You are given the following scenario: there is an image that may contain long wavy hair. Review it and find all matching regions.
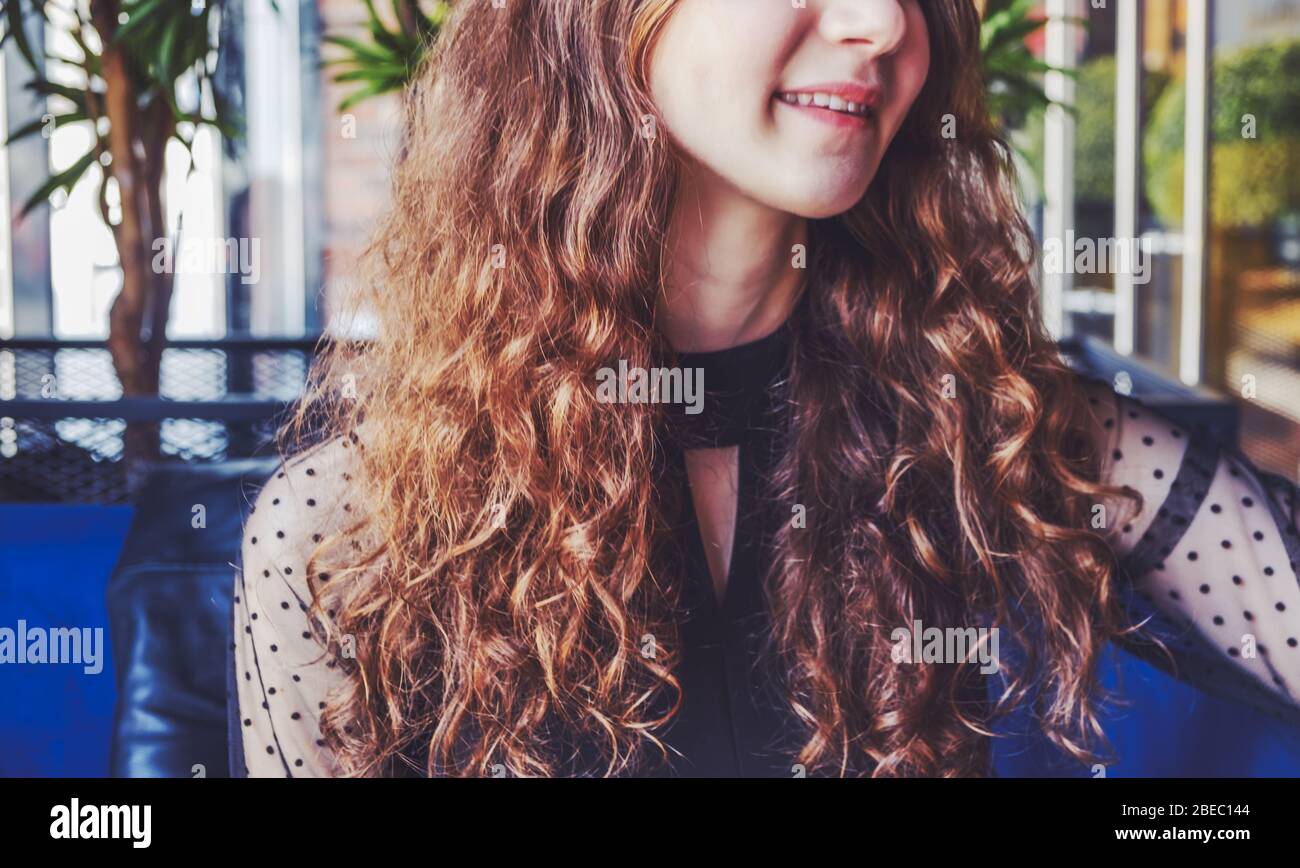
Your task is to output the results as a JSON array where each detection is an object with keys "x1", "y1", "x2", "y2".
[{"x1": 279, "y1": 0, "x2": 1144, "y2": 777}]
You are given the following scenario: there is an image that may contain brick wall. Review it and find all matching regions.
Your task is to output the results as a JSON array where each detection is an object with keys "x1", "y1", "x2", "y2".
[{"x1": 316, "y1": 0, "x2": 404, "y2": 328}]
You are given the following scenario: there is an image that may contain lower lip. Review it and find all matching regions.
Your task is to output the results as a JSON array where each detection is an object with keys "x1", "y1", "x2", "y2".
[{"x1": 775, "y1": 96, "x2": 871, "y2": 130}]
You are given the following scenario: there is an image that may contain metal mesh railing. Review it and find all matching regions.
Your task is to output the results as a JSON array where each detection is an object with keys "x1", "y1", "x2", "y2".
[
  {"x1": 0, "y1": 337, "x2": 327, "y2": 505},
  {"x1": 4, "y1": 334, "x2": 1276, "y2": 505}
]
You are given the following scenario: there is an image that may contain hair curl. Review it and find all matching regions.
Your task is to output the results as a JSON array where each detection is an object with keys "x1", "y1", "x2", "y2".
[{"x1": 279, "y1": 0, "x2": 1143, "y2": 777}]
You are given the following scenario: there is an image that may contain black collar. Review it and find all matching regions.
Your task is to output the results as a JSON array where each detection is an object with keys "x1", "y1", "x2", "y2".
[{"x1": 661, "y1": 318, "x2": 794, "y2": 449}]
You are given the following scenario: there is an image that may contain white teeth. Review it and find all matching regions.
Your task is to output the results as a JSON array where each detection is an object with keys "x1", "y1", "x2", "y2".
[{"x1": 778, "y1": 91, "x2": 870, "y2": 117}]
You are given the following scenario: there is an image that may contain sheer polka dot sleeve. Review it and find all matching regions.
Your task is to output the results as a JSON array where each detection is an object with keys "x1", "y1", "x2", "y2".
[
  {"x1": 1081, "y1": 378, "x2": 1300, "y2": 726},
  {"x1": 233, "y1": 435, "x2": 363, "y2": 777}
]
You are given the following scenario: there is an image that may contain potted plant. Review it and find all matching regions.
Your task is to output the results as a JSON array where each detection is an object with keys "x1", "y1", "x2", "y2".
[{"x1": 1, "y1": 0, "x2": 246, "y2": 479}]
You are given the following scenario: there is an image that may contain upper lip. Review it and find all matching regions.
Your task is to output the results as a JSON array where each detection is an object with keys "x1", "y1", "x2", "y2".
[{"x1": 777, "y1": 82, "x2": 882, "y2": 110}]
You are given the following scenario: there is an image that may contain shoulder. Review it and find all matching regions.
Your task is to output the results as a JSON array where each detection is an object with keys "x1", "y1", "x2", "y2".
[
  {"x1": 242, "y1": 433, "x2": 365, "y2": 579},
  {"x1": 1070, "y1": 374, "x2": 1195, "y2": 468},
  {"x1": 234, "y1": 431, "x2": 367, "y2": 776},
  {"x1": 239, "y1": 429, "x2": 374, "y2": 643},
  {"x1": 1069, "y1": 374, "x2": 1199, "y2": 555}
]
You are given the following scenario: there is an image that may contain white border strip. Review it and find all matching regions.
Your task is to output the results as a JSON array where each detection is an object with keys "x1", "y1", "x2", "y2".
[{"x1": 1180, "y1": 0, "x2": 1213, "y2": 385}]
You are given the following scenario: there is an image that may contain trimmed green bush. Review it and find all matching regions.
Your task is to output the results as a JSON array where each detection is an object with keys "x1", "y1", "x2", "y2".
[
  {"x1": 1020, "y1": 56, "x2": 1169, "y2": 204},
  {"x1": 1144, "y1": 39, "x2": 1300, "y2": 229}
]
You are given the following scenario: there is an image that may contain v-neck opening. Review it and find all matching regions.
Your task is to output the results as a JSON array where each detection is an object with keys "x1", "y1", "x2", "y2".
[{"x1": 681, "y1": 440, "x2": 749, "y2": 617}]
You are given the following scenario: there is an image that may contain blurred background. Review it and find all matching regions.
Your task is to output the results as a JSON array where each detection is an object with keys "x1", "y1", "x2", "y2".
[{"x1": 1, "y1": 0, "x2": 1299, "y2": 777}]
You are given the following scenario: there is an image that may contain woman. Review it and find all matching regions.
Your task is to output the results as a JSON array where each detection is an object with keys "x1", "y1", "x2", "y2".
[{"x1": 232, "y1": 0, "x2": 1300, "y2": 777}]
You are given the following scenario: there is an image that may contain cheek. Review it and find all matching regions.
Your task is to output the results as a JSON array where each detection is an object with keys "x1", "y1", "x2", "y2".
[
  {"x1": 649, "y1": 4, "x2": 787, "y2": 148},
  {"x1": 892, "y1": 19, "x2": 932, "y2": 125}
]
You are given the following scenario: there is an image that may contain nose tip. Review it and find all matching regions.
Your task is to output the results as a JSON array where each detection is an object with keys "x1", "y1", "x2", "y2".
[{"x1": 820, "y1": 0, "x2": 908, "y2": 58}]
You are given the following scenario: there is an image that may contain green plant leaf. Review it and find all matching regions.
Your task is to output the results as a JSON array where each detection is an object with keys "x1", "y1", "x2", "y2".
[
  {"x1": 323, "y1": 34, "x2": 398, "y2": 66},
  {"x1": 20, "y1": 148, "x2": 97, "y2": 217},
  {"x1": 113, "y1": 0, "x2": 169, "y2": 45},
  {"x1": 325, "y1": 0, "x2": 448, "y2": 111},
  {"x1": 338, "y1": 79, "x2": 394, "y2": 112},
  {"x1": 25, "y1": 78, "x2": 91, "y2": 112},
  {"x1": 2, "y1": 0, "x2": 46, "y2": 72},
  {"x1": 4, "y1": 109, "x2": 88, "y2": 146}
]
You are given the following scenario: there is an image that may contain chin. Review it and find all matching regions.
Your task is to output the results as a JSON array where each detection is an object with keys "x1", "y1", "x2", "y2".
[{"x1": 769, "y1": 180, "x2": 874, "y2": 220}]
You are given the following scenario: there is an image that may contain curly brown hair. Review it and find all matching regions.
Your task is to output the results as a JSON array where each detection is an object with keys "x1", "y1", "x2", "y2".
[{"x1": 279, "y1": 0, "x2": 1142, "y2": 777}]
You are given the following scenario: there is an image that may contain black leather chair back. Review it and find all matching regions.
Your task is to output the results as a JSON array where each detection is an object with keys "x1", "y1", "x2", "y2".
[{"x1": 107, "y1": 457, "x2": 278, "y2": 777}]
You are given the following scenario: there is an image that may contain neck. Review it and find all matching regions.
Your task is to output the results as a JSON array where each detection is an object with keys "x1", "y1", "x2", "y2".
[{"x1": 658, "y1": 168, "x2": 807, "y2": 353}]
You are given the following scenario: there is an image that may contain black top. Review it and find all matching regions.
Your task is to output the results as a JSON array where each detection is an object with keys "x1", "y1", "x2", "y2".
[
  {"x1": 233, "y1": 308, "x2": 1300, "y2": 778},
  {"x1": 652, "y1": 318, "x2": 802, "y2": 776}
]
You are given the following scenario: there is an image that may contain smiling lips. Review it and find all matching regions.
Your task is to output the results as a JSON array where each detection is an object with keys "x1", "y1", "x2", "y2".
[{"x1": 775, "y1": 83, "x2": 880, "y2": 129}]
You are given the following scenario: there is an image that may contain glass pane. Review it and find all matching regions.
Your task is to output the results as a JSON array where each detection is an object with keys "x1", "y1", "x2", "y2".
[
  {"x1": 1062, "y1": 3, "x2": 1118, "y2": 342},
  {"x1": 43, "y1": 2, "x2": 225, "y2": 341},
  {"x1": 1135, "y1": 0, "x2": 1189, "y2": 377},
  {"x1": 1207, "y1": 0, "x2": 1300, "y2": 477}
]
